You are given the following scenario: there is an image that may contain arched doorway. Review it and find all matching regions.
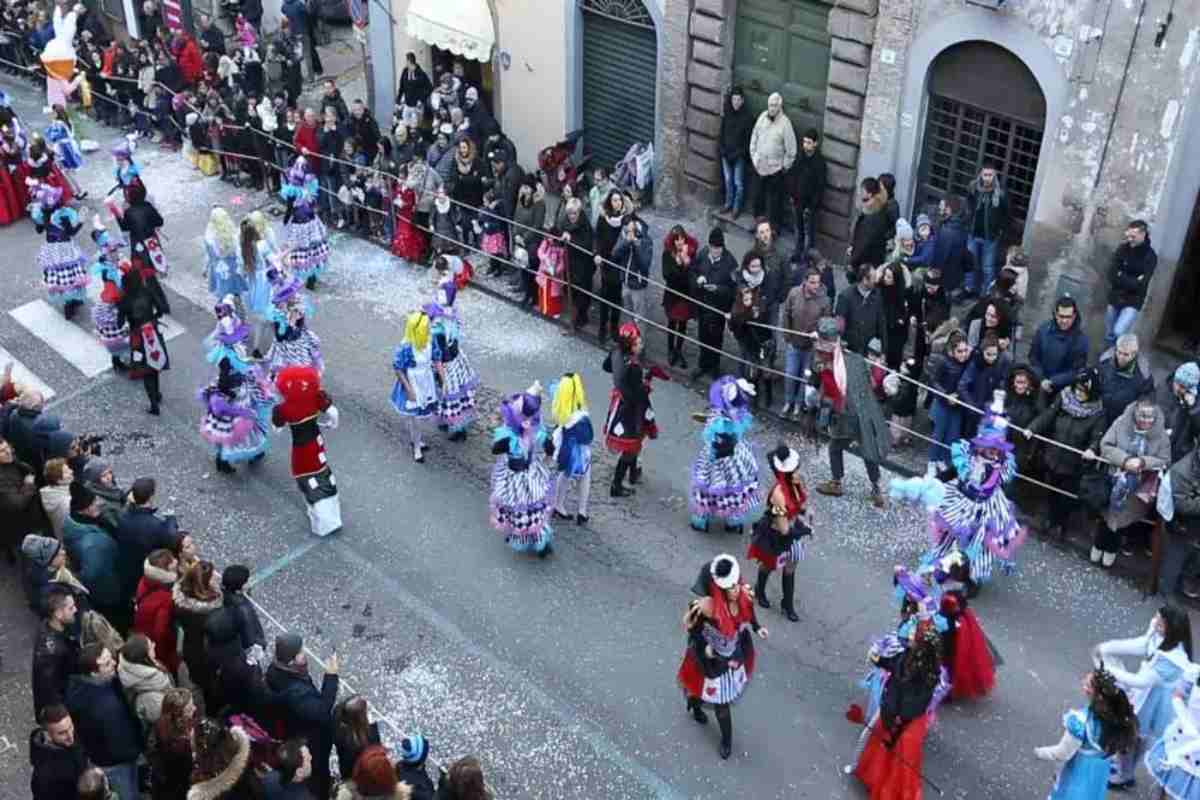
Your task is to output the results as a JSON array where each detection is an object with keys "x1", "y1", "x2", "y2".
[
  {"x1": 915, "y1": 41, "x2": 1046, "y2": 242},
  {"x1": 579, "y1": 0, "x2": 657, "y2": 171}
]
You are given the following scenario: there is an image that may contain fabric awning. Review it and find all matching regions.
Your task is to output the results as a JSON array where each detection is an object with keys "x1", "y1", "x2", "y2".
[{"x1": 406, "y1": 0, "x2": 495, "y2": 62}]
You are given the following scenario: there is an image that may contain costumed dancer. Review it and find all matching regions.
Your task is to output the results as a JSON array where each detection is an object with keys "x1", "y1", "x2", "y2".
[
  {"x1": 117, "y1": 257, "x2": 171, "y2": 415},
  {"x1": 677, "y1": 554, "x2": 768, "y2": 760},
  {"x1": 933, "y1": 551, "x2": 996, "y2": 701},
  {"x1": 88, "y1": 216, "x2": 130, "y2": 371},
  {"x1": 849, "y1": 619, "x2": 950, "y2": 799},
  {"x1": 272, "y1": 365, "x2": 343, "y2": 537},
  {"x1": 549, "y1": 373, "x2": 593, "y2": 526},
  {"x1": 204, "y1": 207, "x2": 248, "y2": 303},
  {"x1": 200, "y1": 296, "x2": 275, "y2": 474},
  {"x1": 602, "y1": 322, "x2": 665, "y2": 498},
  {"x1": 111, "y1": 139, "x2": 146, "y2": 203},
  {"x1": 391, "y1": 173, "x2": 427, "y2": 263},
  {"x1": 280, "y1": 157, "x2": 329, "y2": 289},
  {"x1": 0, "y1": 118, "x2": 28, "y2": 224},
  {"x1": 890, "y1": 389, "x2": 1028, "y2": 591},
  {"x1": 108, "y1": 180, "x2": 168, "y2": 276},
  {"x1": 426, "y1": 277, "x2": 478, "y2": 441},
  {"x1": 39, "y1": 3, "x2": 85, "y2": 111},
  {"x1": 264, "y1": 268, "x2": 323, "y2": 379},
  {"x1": 44, "y1": 106, "x2": 85, "y2": 198},
  {"x1": 26, "y1": 132, "x2": 74, "y2": 206},
  {"x1": 689, "y1": 375, "x2": 762, "y2": 534},
  {"x1": 30, "y1": 182, "x2": 87, "y2": 319},
  {"x1": 489, "y1": 384, "x2": 556, "y2": 558},
  {"x1": 241, "y1": 213, "x2": 277, "y2": 358},
  {"x1": 747, "y1": 444, "x2": 811, "y2": 622},
  {"x1": 390, "y1": 311, "x2": 439, "y2": 463},
  {"x1": 1035, "y1": 666, "x2": 1138, "y2": 800},
  {"x1": 1093, "y1": 606, "x2": 1195, "y2": 789},
  {"x1": 1145, "y1": 668, "x2": 1200, "y2": 799}
]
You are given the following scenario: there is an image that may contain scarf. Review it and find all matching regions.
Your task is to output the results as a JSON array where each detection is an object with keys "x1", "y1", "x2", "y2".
[
  {"x1": 434, "y1": 197, "x2": 451, "y2": 214},
  {"x1": 741, "y1": 269, "x2": 764, "y2": 289},
  {"x1": 1060, "y1": 388, "x2": 1102, "y2": 419},
  {"x1": 455, "y1": 152, "x2": 473, "y2": 173}
]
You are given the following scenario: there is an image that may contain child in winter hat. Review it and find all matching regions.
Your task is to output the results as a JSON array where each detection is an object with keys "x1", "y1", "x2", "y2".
[{"x1": 907, "y1": 214, "x2": 937, "y2": 272}]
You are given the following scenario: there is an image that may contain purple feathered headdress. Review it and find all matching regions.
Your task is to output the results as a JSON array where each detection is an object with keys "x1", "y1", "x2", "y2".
[
  {"x1": 287, "y1": 156, "x2": 310, "y2": 185},
  {"x1": 970, "y1": 389, "x2": 1014, "y2": 454},
  {"x1": 707, "y1": 375, "x2": 755, "y2": 416},
  {"x1": 111, "y1": 139, "x2": 133, "y2": 160},
  {"x1": 212, "y1": 296, "x2": 251, "y2": 344},
  {"x1": 499, "y1": 382, "x2": 543, "y2": 431},
  {"x1": 270, "y1": 271, "x2": 303, "y2": 307},
  {"x1": 436, "y1": 278, "x2": 458, "y2": 309},
  {"x1": 34, "y1": 182, "x2": 63, "y2": 208}
]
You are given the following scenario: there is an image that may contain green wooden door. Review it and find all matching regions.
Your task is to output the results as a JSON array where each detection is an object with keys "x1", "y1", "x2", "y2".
[{"x1": 733, "y1": 0, "x2": 831, "y2": 134}]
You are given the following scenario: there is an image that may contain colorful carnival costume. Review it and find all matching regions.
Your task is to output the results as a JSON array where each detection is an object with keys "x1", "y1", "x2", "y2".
[
  {"x1": 549, "y1": 373, "x2": 593, "y2": 525},
  {"x1": 272, "y1": 365, "x2": 342, "y2": 537},
  {"x1": 200, "y1": 297, "x2": 275, "y2": 473},
  {"x1": 204, "y1": 208, "x2": 249, "y2": 301},
  {"x1": 489, "y1": 385, "x2": 555, "y2": 557},
  {"x1": 117, "y1": 261, "x2": 171, "y2": 415},
  {"x1": 88, "y1": 219, "x2": 130, "y2": 368},
  {"x1": 111, "y1": 139, "x2": 146, "y2": 203},
  {"x1": 390, "y1": 311, "x2": 439, "y2": 463},
  {"x1": 1095, "y1": 610, "x2": 1195, "y2": 788},
  {"x1": 264, "y1": 269, "x2": 323, "y2": 379},
  {"x1": 390, "y1": 184, "x2": 426, "y2": 262},
  {"x1": 25, "y1": 133, "x2": 74, "y2": 206},
  {"x1": 602, "y1": 323, "x2": 663, "y2": 498},
  {"x1": 933, "y1": 551, "x2": 996, "y2": 701},
  {"x1": 1037, "y1": 667, "x2": 1139, "y2": 800},
  {"x1": 44, "y1": 117, "x2": 83, "y2": 196},
  {"x1": 677, "y1": 554, "x2": 765, "y2": 760},
  {"x1": 426, "y1": 280, "x2": 478, "y2": 440},
  {"x1": 747, "y1": 444, "x2": 811, "y2": 622},
  {"x1": 690, "y1": 376, "x2": 762, "y2": 534},
  {"x1": 890, "y1": 390, "x2": 1027, "y2": 589},
  {"x1": 850, "y1": 620, "x2": 951, "y2": 800},
  {"x1": 30, "y1": 182, "x2": 87, "y2": 316},
  {"x1": 0, "y1": 120, "x2": 28, "y2": 224},
  {"x1": 1146, "y1": 676, "x2": 1200, "y2": 799},
  {"x1": 280, "y1": 158, "x2": 330, "y2": 287},
  {"x1": 109, "y1": 177, "x2": 168, "y2": 277}
]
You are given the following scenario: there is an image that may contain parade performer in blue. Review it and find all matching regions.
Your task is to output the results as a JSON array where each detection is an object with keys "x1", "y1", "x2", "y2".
[
  {"x1": 549, "y1": 373, "x2": 593, "y2": 526},
  {"x1": 30, "y1": 181, "x2": 87, "y2": 320},
  {"x1": 426, "y1": 277, "x2": 478, "y2": 442},
  {"x1": 1145, "y1": 669, "x2": 1200, "y2": 800},
  {"x1": 689, "y1": 376, "x2": 762, "y2": 534},
  {"x1": 264, "y1": 268, "x2": 323, "y2": 380},
  {"x1": 111, "y1": 138, "x2": 145, "y2": 202},
  {"x1": 390, "y1": 310, "x2": 440, "y2": 463},
  {"x1": 489, "y1": 383, "x2": 556, "y2": 558},
  {"x1": 44, "y1": 105, "x2": 84, "y2": 198},
  {"x1": 280, "y1": 156, "x2": 330, "y2": 290},
  {"x1": 890, "y1": 389, "x2": 1028, "y2": 592},
  {"x1": 88, "y1": 217, "x2": 130, "y2": 371},
  {"x1": 204, "y1": 207, "x2": 248, "y2": 302},
  {"x1": 1036, "y1": 665, "x2": 1138, "y2": 800},
  {"x1": 199, "y1": 296, "x2": 276, "y2": 474}
]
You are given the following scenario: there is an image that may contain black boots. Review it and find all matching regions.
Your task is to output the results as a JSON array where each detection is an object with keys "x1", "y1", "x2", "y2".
[
  {"x1": 629, "y1": 461, "x2": 642, "y2": 485},
  {"x1": 687, "y1": 697, "x2": 707, "y2": 725},
  {"x1": 610, "y1": 460, "x2": 635, "y2": 497},
  {"x1": 781, "y1": 572, "x2": 799, "y2": 622},
  {"x1": 144, "y1": 373, "x2": 161, "y2": 415},
  {"x1": 716, "y1": 705, "x2": 733, "y2": 760},
  {"x1": 755, "y1": 569, "x2": 771, "y2": 609},
  {"x1": 216, "y1": 457, "x2": 235, "y2": 474},
  {"x1": 111, "y1": 355, "x2": 128, "y2": 372}
]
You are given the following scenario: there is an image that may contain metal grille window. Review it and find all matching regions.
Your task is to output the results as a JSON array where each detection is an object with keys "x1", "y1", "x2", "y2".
[
  {"x1": 917, "y1": 95, "x2": 1044, "y2": 238},
  {"x1": 580, "y1": 0, "x2": 656, "y2": 172}
]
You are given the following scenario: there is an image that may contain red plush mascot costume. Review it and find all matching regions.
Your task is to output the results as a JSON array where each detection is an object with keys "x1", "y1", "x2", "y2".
[{"x1": 272, "y1": 365, "x2": 343, "y2": 536}]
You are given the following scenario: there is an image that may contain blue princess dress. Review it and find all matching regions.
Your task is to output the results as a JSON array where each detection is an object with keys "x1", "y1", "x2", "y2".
[
  {"x1": 45, "y1": 120, "x2": 83, "y2": 171},
  {"x1": 1099, "y1": 620, "x2": 1193, "y2": 785},
  {"x1": 1036, "y1": 709, "x2": 1111, "y2": 799},
  {"x1": 390, "y1": 342, "x2": 439, "y2": 419},
  {"x1": 204, "y1": 236, "x2": 248, "y2": 300},
  {"x1": 1147, "y1": 691, "x2": 1200, "y2": 800}
]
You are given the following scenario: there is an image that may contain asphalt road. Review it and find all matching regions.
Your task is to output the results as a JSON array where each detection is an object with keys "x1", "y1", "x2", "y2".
[{"x1": 0, "y1": 76, "x2": 1168, "y2": 799}]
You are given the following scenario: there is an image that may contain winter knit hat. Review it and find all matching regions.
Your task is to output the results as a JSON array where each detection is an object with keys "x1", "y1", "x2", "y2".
[
  {"x1": 21, "y1": 534, "x2": 61, "y2": 568},
  {"x1": 708, "y1": 227, "x2": 725, "y2": 248},
  {"x1": 1175, "y1": 362, "x2": 1200, "y2": 392},
  {"x1": 69, "y1": 482, "x2": 96, "y2": 513},
  {"x1": 867, "y1": 337, "x2": 883, "y2": 355},
  {"x1": 352, "y1": 745, "x2": 397, "y2": 795},
  {"x1": 915, "y1": 213, "x2": 932, "y2": 230},
  {"x1": 274, "y1": 633, "x2": 303, "y2": 665},
  {"x1": 399, "y1": 734, "x2": 429, "y2": 765},
  {"x1": 221, "y1": 564, "x2": 251, "y2": 592},
  {"x1": 895, "y1": 218, "x2": 914, "y2": 241}
]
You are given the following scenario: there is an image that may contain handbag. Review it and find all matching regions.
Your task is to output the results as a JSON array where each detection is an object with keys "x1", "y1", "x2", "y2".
[{"x1": 1077, "y1": 466, "x2": 1114, "y2": 513}]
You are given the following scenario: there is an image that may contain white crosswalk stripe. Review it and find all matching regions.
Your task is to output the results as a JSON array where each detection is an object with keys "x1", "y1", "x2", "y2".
[
  {"x1": 9, "y1": 299, "x2": 186, "y2": 378},
  {"x1": 0, "y1": 346, "x2": 56, "y2": 400}
]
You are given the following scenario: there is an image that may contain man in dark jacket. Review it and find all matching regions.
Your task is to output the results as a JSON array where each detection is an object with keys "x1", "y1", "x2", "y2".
[
  {"x1": 3, "y1": 393, "x2": 44, "y2": 464},
  {"x1": 196, "y1": 13, "x2": 225, "y2": 56},
  {"x1": 114, "y1": 477, "x2": 178, "y2": 608},
  {"x1": 1097, "y1": 333, "x2": 1155, "y2": 425},
  {"x1": 349, "y1": 99, "x2": 381, "y2": 160},
  {"x1": 789, "y1": 127, "x2": 826, "y2": 252},
  {"x1": 65, "y1": 644, "x2": 142, "y2": 800},
  {"x1": 396, "y1": 52, "x2": 432, "y2": 113},
  {"x1": 932, "y1": 194, "x2": 970, "y2": 296},
  {"x1": 63, "y1": 487, "x2": 124, "y2": 623},
  {"x1": 717, "y1": 86, "x2": 754, "y2": 218},
  {"x1": 1169, "y1": 440, "x2": 1200, "y2": 599},
  {"x1": 319, "y1": 80, "x2": 350, "y2": 125},
  {"x1": 462, "y1": 86, "x2": 497, "y2": 145},
  {"x1": 1029, "y1": 296, "x2": 1089, "y2": 399},
  {"x1": 835, "y1": 264, "x2": 887, "y2": 355},
  {"x1": 0, "y1": 436, "x2": 42, "y2": 563},
  {"x1": 31, "y1": 589, "x2": 79, "y2": 715},
  {"x1": 21, "y1": 534, "x2": 70, "y2": 616},
  {"x1": 29, "y1": 704, "x2": 88, "y2": 800},
  {"x1": 690, "y1": 227, "x2": 738, "y2": 380},
  {"x1": 221, "y1": 565, "x2": 267, "y2": 652},
  {"x1": 848, "y1": 177, "x2": 890, "y2": 270},
  {"x1": 396, "y1": 734, "x2": 436, "y2": 800},
  {"x1": 1104, "y1": 219, "x2": 1157, "y2": 349},
  {"x1": 1161, "y1": 362, "x2": 1200, "y2": 465},
  {"x1": 964, "y1": 162, "x2": 1009, "y2": 297},
  {"x1": 611, "y1": 216, "x2": 653, "y2": 330},
  {"x1": 267, "y1": 633, "x2": 339, "y2": 799}
]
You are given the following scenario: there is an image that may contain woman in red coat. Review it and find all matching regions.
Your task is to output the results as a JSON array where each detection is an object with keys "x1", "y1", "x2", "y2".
[
  {"x1": 0, "y1": 118, "x2": 27, "y2": 225},
  {"x1": 132, "y1": 549, "x2": 180, "y2": 677},
  {"x1": 175, "y1": 33, "x2": 204, "y2": 85},
  {"x1": 391, "y1": 177, "x2": 427, "y2": 262},
  {"x1": 661, "y1": 225, "x2": 697, "y2": 368}
]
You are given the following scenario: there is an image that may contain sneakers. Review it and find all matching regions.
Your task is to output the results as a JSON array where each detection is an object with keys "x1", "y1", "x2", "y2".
[
  {"x1": 412, "y1": 443, "x2": 424, "y2": 463},
  {"x1": 815, "y1": 479, "x2": 843, "y2": 497},
  {"x1": 780, "y1": 402, "x2": 794, "y2": 417}
]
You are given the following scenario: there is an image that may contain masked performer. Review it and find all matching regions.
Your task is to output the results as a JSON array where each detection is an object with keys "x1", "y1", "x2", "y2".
[
  {"x1": 690, "y1": 375, "x2": 762, "y2": 534},
  {"x1": 264, "y1": 268, "x2": 323, "y2": 379},
  {"x1": 88, "y1": 218, "x2": 130, "y2": 371},
  {"x1": 117, "y1": 258, "x2": 171, "y2": 415},
  {"x1": 272, "y1": 365, "x2": 342, "y2": 537}
]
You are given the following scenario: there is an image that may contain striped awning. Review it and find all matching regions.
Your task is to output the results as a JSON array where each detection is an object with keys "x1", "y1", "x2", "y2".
[
  {"x1": 161, "y1": 0, "x2": 184, "y2": 31},
  {"x1": 406, "y1": 0, "x2": 494, "y2": 62}
]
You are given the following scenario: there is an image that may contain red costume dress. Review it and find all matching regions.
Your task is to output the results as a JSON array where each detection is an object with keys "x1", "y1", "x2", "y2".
[
  {"x1": 747, "y1": 473, "x2": 810, "y2": 573},
  {"x1": 26, "y1": 149, "x2": 74, "y2": 206},
  {"x1": 676, "y1": 578, "x2": 760, "y2": 706},
  {"x1": 0, "y1": 132, "x2": 27, "y2": 224},
  {"x1": 939, "y1": 586, "x2": 995, "y2": 701},
  {"x1": 391, "y1": 186, "x2": 427, "y2": 262},
  {"x1": 272, "y1": 366, "x2": 343, "y2": 537},
  {"x1": 602, "y1": 350, "x2": 659, "y2": 456}
]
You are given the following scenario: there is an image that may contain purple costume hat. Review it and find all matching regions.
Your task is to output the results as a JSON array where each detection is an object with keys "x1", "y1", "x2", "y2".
[
  {"x1": 970, "y1": 390, "x2": 1014, "y2": 454},
  {"x1": 90, "y1": 221, "x2": 125, "y2": 252},
  {"x1": 499, "y1": 381, "x2": 543, "y2": 431},
  {"x1": 212, "y1": 295, "x2": 252, "y2": 344},
  {"x1": 436, "y1": 278, "x2": 457, "y2": 308},
  {"x1": 34, "y1": 182, "x2": 63, "y2": 208},
  {"x1": 708, "y1": 375, "x2": 755, "y2": 416},
  {"x1": 269, "y1": 269, "x2": 303, "y2": 307},
  {"x1": 287, "y1": 156, "x2": 310, "y2": 185},
  {"x1": 111, "y1": 138, "x2": 134, "y2": 160}
]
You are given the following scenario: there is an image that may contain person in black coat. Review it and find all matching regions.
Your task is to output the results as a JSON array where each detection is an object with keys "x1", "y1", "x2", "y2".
[
  {"x1": 690, "y1": 227, "x2": 738, "y2": 379},
  {"x1": 266, "y1": 633, "x2": 339, "y2": 799},
  {"x1": 29, "y1": 705, "x2": 88, "y2": 800},
  {"x1": 789, "y1": 127, "x2": 826, "y2": 252},
  {"x1": 203, "y1": 607, "x2": 275, "y2": 719},
  {"x1": 1104, "y1": 220, "x2": 1158, "y2": 349},
  {"x1": 848, "y1": 178, "x2": 890, "y2": 270},
  {"x1": 349, "y1": 100, "x2": 382, "y2": 162},
  {"x1": 717, "y1": 86, "x2": 753, "y2": 217},
  {"x1": 113, "y1": 181, "x2": 164, "y2": 266},
  {"x1": 396, "y1": 52, "x2": 433, "y2": 117},
  {"x1": 592, "y1": 190, "x2": 629, "y2": 345},
  {"x1": 332, "y1": 695, "x2": 380, "y2": 781},
  {"x1": 31, "y1": 589, "x2": 81, "y2": 716},
  {"x1": 65, "y1": 644, "x2": 143, "y2": 800},
  {"x1": 114, "y1": 478, "x2": 178, "y2": 607},
  {"x1": 932, "y1": 195, "x2": 970, "y2": 296},
  {"x1": 395, "y1": 734, "x2": 436, "y2": 800},
  {"x1": 116, "y1": 261, "x2": 171, "y2": 415},
  {"x1": 560, "y1": 198, "x2": 595, "y2": 331},
  {"x1": 834, "y1": 265, "x2": 887, "y2": 356}
]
